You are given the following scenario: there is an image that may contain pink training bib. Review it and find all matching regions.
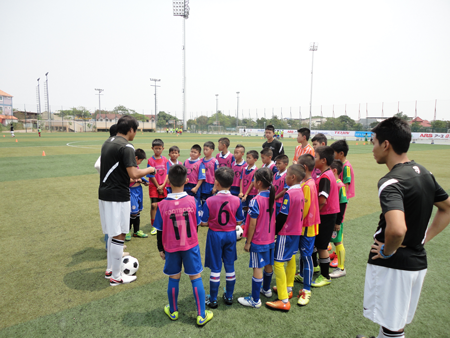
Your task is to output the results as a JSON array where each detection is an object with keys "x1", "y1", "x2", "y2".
[
  {"x1": 317, "y1": 170, "x2": 340, "y2": 215},
  {"x1": 340, "y1": 160, "x2": 355, "y2": 199},
  {"x1": 243, "y1": 194, "x2": 276, "y2": 245},
  {"x1": 184, "y1": 159, "x2": 201, "y2": 185},
  {"x1": 302, "y1": 178, "x2": 321, "y2": 228},
  {"x1": 273, "y1": 171, "x2": 287, "y2": 204},
  {"x1": 206, "y1": 193, "x2": 241, "y2": 232},
  {"x1": 278, "y1": 187, "x2": 304, "y2": 236},
  {"x1": 202, "y1": 158, "x2": 217, "y2": 185},
  {"x1": 231, "y1": 161, "x2": 246, "y2": 188},
  {"x1": 242, "y1": 166, "x2": 258, "y2": 196},
  {"x1": 216, "y1": 152, "x2": 234, "y2": 168}
]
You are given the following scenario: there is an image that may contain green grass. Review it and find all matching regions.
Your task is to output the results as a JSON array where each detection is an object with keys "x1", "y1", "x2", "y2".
[{"x1": 1, "y1": 132, "x2": 450, "y2": 337}]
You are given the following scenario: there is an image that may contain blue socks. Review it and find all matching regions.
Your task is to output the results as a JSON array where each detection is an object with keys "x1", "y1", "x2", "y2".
[
  {"x1": 191, "y1": 277, "x2": 206, "y2": 318},
  {"x1": 252, "y1": 277, "x2": 263, "y2": 302},
  {"x1": 224, "y1": 264, "x2": 236, "y2": 299},
  {"x1": 167, "y1": 278, "x2": 180, "y2": 313},
  {"x1": 263, "y1": 270, "x2": 273, "y2": 292}
]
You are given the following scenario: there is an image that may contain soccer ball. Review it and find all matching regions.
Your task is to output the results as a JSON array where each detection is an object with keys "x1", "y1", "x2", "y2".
[
  {"x1": 236, "y1": 226, "x2": 244, "y2": 241},
  {"x1": 122, "y1": 256, "x2": 139, "y2": 276}
]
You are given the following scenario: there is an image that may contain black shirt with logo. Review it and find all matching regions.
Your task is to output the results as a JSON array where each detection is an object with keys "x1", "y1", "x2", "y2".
[
  {"x1": 368, "y1": 161, "x2": 448, "y2": 271},
  {"x1": 98, "y1": 136, "x2": 137, "y2": 202},
  {"x1": 262, "y1": 138, "x2": 284, "y2": 160}
]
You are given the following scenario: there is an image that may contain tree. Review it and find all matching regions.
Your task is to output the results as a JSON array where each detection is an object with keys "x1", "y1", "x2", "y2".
[
  {"x1": 59, "y1": 107, "x2": 91, "y2": 119},
  {"x1": 370, "y1": 121, "x2": 379, "y2": 129},
  {"x1": 431, "y1": 120, "x2": 447, "y2": 131},
  {"x1": 410, "y1": 122, "x2": 424, "y2": 132},
  {"x1": 394, "y1": 112, "x2": 409, "y2": 121}
]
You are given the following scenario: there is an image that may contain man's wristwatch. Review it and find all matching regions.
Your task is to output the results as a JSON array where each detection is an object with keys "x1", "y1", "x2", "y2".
[{"x1": 380, "y1": 244, "x2": 395, "y2": 259}]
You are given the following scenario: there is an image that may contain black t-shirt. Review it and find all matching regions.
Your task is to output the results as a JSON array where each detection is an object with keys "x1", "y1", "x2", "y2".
[
  {"x1": 262, "y1": 138, "x2": 284, "y2": 160},
  {"x1": 368, "y1": 161, "x2": 448, "y2": 271},
  {"x1": 98, "y1": 135, "x2": 137, "y2": 202},
  {"x1": 10, "y1": 125, "x2": 14, "y2": 131}
]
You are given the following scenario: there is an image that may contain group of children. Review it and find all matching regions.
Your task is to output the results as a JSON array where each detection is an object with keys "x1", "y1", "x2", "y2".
[{"x1": 120, "y1": 128, "x2": 354, "y2": 326}]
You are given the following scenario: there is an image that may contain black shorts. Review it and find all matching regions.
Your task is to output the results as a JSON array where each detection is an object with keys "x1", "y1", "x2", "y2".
[
  {"x1": 151, "y1": 197, "x2": 164, "y2": 204},
  {"x1": 315, "y1": 213, "x2": 337, "y2": 250}
]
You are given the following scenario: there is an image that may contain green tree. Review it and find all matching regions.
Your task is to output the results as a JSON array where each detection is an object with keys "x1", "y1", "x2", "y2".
[
  {"x1": 431, "y1": 120, "x2": 447, "y2": 131},
  {"x1": 394, "y1": 112, "x2": 409, "y2": 121},
  {"x1": 410, "y1": 122, "x2": 424, "y2": 132},
  {"x1": 370, "y1": 121, "x2": 379, "y2": 129}
]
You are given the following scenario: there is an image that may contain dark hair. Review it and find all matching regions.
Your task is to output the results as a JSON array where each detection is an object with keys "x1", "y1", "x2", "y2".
[
  {"x1": 260, "y1": 147, "x2": 273, "y2": 158},
  {"x1": 204, "y1": 141, "x2": 215, "y2": 150},
  {"x1": 330, "y1": 140, "x2": 349, "y2": 156},
  {"x1": 297, "y1": 128, "x2": 311, "y2": 141},
  {"x1": 168, "y1": 164, "x2": 187, "y2": 187},
  {"x1": 235, "y1": 144, "x2": 245, "y2": 153},
  {"x1": 265, "y1": 124, "x2": 275, "y2": 133},
  {"x1": 109, "y1": 124, "x2": 118, "y2": 137},
  {"x1": 247, "y1": 150, "x2": 259, "y2": 160},
  {"x1": 152, "y1": 138, "x2": 164, "y2": 147},
  {"x1": 330, "y1": 159, "x2": 343, "y2": 175},
  {"x1": 372, "y1": 117, "x2": 411, "y2": 155},
  {"x1": 315, "y1": 146, "x2": 335, "y2": 166},
  {"x1": 254, "y1": 168, "x2": 275, "y2": 228},
  {"x1": 135, "y1": 148, "x2": 146, "y2": 160},
  {"x1": 215, "y1": 167, "x2": 234, "y2": 188},
  {"x1": 218, "y1": 137, "x2": 230, "y2": 148},
  {"x1": 274, "y1": 154, "x2": 289, "y2": 165},
  {"x1": 169, "y1": 145, "x2": 180, "y2": 154},
  {"x1": 191, "y1": 144, "x2": 202, "y2": 154},
  {"x1": 311, "y1": 133, "x2": 327, "y2": 146},
  {"x1": 288, "y1": 164, "x2": 306, "y2": 182},
  {"x1": 117, "y1": 115, "x2": 139, "y2": 135},
  {"x1": 298, "y1": 154, "x2": 315, "y2": 172}
]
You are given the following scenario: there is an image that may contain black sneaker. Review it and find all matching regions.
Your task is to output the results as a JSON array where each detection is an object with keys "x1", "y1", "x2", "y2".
[
  {"x1": 205, "y1": 295, "x2": 218, "y2": 309},
  {"x1": 223, "y1": 293, "x2": 233, "y2": 305}
]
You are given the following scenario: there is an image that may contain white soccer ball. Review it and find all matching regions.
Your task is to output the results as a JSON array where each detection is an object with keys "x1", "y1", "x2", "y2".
[
  {"x1": 122, "y1": 255, "x2": 139, "y2": 276},
  {"x1": 236, "y1": 225, "x2": 244, "y2": 241}
]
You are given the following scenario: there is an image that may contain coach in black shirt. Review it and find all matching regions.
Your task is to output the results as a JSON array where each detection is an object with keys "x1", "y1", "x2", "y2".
[
  {"x1": 359, "y1": 117, "x2": 450, "y2": 338},
  {"x1": 262, "y1": 124, "x2": 284, "y2": 159}
]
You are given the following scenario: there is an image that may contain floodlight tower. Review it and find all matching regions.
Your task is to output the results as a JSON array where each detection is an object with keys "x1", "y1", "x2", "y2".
[
  {"x1": 309, "y1": 42, "x2": 318, "y2": 130},
  {"x1": 173, "y1": 0, "x2": 189, "y2": 130},
  {"x1": 150, "y1": 78, "x2": 161, "y2": 118},
  {"x1": 36, "y1": 78, "x2": 42, "y2": 116},
  {"x1": 95, "y1": 89, "x2": 104, "y2": 130},
  {"x1": 236, "y1": 92, "x2": 240, "y2": 128},
  {"x1": 44, "y1": 72, "x2": 51, "y2": 132}
]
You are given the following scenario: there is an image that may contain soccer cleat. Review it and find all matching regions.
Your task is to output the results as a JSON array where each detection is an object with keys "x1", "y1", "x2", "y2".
[
  {"x1": 223, "y1": 293, "x2": 233, "y2": 305},
  {"x1": 294, "y1": 273, "x2": 304, "y2": 283},
  {"x1": 330, "y1": 256, "x2": 338, "y2": 268},
  {"x1": 327, "y1": 243, "x2": 332, "y2": 251},
  {"x1": 164, "y1": 305, "x2": 178, "y2": 321},
  {"x1": 330, "y1": 268, "x2": 347, "y2": 278},
  {"x1": 311, "y1": 275, "x2": 331, "y2": 288},
  {"x1": 109, "y1": 274, "x2": 137, "y2": 286},
  {"x1": 265, "y1": 299, "x2": 291, "y2": 311},
  {"x1": 297, "y1": 289, "x2": 311, "y2": 306},
  {"x1": 197, "y1": 310, "x2": 213, "y2": 326},
  {"x1": 260, "y1": 287, "x2": 272, "y2": 298},
  {"x1": 205, "y1": 295, "x2": 218, "y2": 309},
  {"x1": 125, "y1": 232, "x2": 132, "y2": 241},
  {"x1": 150, "y1": 227, "x2": 157, "y2": 236},
  {"x1": 105, "y1": 270, "x2": 112, "y2": 279},
  {"x1": 313, "y1": 266, "x2": 320, "y2": 273},
  {"x1": 238, "y1": 296, "x2": 261, "y2": 308},
  {"x1": 272, "y1": 286, "x2": 293, "y2": 299},
  {"x1": 133, "y1": 230, "x2": 148, "y2": 238},
  {"x1": 329, "y1": 251, "x2": 337, "y2": 260}
]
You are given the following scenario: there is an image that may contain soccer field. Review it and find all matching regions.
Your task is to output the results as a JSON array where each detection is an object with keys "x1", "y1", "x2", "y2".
[{"x1": 1, "y1": 132, "x2": 450, "y2": 338}]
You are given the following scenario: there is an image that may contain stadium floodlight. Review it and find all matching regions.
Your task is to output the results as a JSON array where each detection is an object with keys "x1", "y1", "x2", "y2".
[
  {"x1": 309, "y1": 42, "x2": 318, "y2": 130},
  {"x1": 236, "y1": 92, "x2": 240, "y2": 128},
  {"x1": 150, "y1": 78, "x2": 161, "y2": 120},
  {"x1": 173, "y1": 0, "x2": 189, "y2": 130},
  {"x1": 95, "y1": 89, "x2": 104, "y2": 130},
  {"x1": 44, "y1": 72, "x2": 51, "y2": 132}
]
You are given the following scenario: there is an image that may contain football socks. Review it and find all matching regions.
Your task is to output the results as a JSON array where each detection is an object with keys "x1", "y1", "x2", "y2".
[
  {"x1": 252, "y1": 277, "x2": 263, "y2": 303},
  {"x1": 191, "y1": 277, "x2": 206, "y2": 319},
  {"x1": 106, "y1": 236, "x2": 113, "y2": 271},
  {"x1": 319, "y1": 257, "x2": 331, "y2": 279},
  {"x1": 224, "y1": 264, "x2": 236, "y2": 299},
  {"x1": 380, "y1": 327, "x2": 404, "y2": 338},
  {"x1": 263, "y1": 270, "x2": 273, "y2": 293},
  {"x1": 168, "y1": 278, "x2": 180, "y2": 314},
  {"x1": 110, "y1": 238, "x2": 124, "y2": 280},
  {"x1": 286, "y1": 256, "x2": 296, "y2": 289},
  {"x1": 274, "y1": 261, "x2": 288, "y2": 301},
  {"x1": 335, "y1": 243, "x2": 345, "y2": 270},
  {"x1": 209, "y1": 271, "x2": 221, "y2": 302},
  {"x1": 301, "y1": 255, "x2": 313, "y2": 291}
]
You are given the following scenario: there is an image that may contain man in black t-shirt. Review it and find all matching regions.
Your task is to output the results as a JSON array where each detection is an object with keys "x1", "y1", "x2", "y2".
[
  {"x1": 358, "y1": 117, "x2": 450, "y2": 338},
  {"x1": 99, "y1": 115, "x2": 156, "y2": 286},
  {"x1": 262, "y1": 124, "x2": 284, "y2": 159}
]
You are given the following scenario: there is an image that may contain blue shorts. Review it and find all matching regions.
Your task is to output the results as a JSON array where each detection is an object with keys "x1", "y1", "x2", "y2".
[
  {"x1": 230, "y1": 186, "x2": 240, "y2": 196},
  {"x1": 164, "y1": 245, "x2": 203, "y2": 276},
  {"x1": 130, "y1": 186, "x2": 143, "y2": 214},
  {"x1": 299, "y1": 235, "x2": 315, "y2": 257},
  {"x1": 205, "y1": 230, "x2": 237, "y2": 272},
  {"x1": 242, "y1": 195, "x2": 255, "y2": 208},
  {"x1": 166, "y1": 187, "x2": 172, "y2": 194},
  {"x1": 249, "y1": 245, "x2": 274, "y2": 268},
  {"x1": 201, "y1": 193, "x2": 213, "y2": 203},
  {"x1": 274, "y1": 235, "x2": 300, "y2": 262},
  {"x1": 276, "y1": 202, "x2": 282, "y2": 216}
]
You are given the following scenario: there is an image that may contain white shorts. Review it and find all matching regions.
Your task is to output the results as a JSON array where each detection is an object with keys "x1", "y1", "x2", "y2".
[
  {"x1": 98, "y1": 200, "x2": 130, "y2": 237},
  {"x1": 363, "y1": 264, "x2": 427, "y2": 331}
]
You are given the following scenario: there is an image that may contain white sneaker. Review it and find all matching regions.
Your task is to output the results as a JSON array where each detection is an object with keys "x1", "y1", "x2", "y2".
[
  {"x1": 237, "y1": 296, "x2": 261, "y2": 308},
  {"x1": 110, "y1": 274, "x2": 137, "y2": 286},
  {"x1": 329, "y1": 267, "x2": 346, "y2": 278},
  {"x1": 260, "y1": 287, "x2": 272, "y2": 298}
]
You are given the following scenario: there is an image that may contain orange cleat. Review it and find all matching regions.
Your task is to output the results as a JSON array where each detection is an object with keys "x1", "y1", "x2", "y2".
[
  {"x1": 272, "y1": 286, "x2": 293, "y2": 299},
  {"x1": 266, "y1": 299, "x2": 291, "y2": 311},
  {"x1": 330, "y1": 256, "x2": 338, "y2": 268},
  {"x1": 329, "y1": 251, "x2": 337, "y2": 260},
  {"x1": 327, "y1": 243, "x2": 332, "y2": 252}
]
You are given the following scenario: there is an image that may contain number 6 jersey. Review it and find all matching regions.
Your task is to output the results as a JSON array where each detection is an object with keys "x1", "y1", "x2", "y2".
[
  {"x1": 153, "y1": 192, "x2": 201, "y2": 253},
  {"x1": 201, "y1": 191, "x2": 244, "y2": 232}
]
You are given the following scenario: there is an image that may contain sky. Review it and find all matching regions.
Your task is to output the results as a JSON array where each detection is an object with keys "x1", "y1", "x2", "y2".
[{"x1": 1, "y1": 0, "x2": 450, "y2": 122}]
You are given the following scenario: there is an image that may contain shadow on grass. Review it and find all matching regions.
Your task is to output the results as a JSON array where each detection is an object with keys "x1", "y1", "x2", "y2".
[
  {"x1": 63, "y1": 267, "x2": 109, "y2": 291},
  {"x1": 67, "y1": 247, "x2": 106, "y2": 267}
]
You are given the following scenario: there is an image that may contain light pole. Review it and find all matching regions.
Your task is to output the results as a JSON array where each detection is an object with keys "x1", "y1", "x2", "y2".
[
  {"x1": 95, "y1": 89, "x2": 104, "y2": 131},
  {"x1": 309, "y1": 42, "x2": 318, "y2": 130},
  {"x1": 150, "y1": 78, "x2": 161, "y2": 121},
  {"x1": 173, "y1": 0, "x2": 189, "y2": 130},
  {"x1": 215, "y1": 94, "x2": 219, "y2": 131},
  {"x1": 236, "y1": 92, "x2": 240, "y2": 129},
  {"x1": 44, "y1": 72, "x2": 51, "y2": 132},
  {"x1": 36, "y1": 78, "x2": 41, "y2": 130}
]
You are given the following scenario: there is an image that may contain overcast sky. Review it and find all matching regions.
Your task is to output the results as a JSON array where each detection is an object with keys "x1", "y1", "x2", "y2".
[{"x1": 1, "y1": 0, "x2": 449, "y2": 121}]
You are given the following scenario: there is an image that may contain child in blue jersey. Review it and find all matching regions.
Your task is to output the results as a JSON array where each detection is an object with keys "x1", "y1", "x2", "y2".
[
  {"x1": 230, "y1": 144, "x2": 246, "y2": 197},
  {"x1": 164, "y1": 146, "x2": 181, "y2": 195},
  {"x1": 154, "y1": 164, "x2": 213, "y2": 326},
  {"x1": 260, "y1": 147, "x2": 278, "y2": 175},
  {"x1": 273, "y1": 155, "x2": 289, "y2": 215},
  {"x1": 183, "y1": 144, "x2": 206, "y2": 209},
  {"x1": 238, "y1": 168, "x2": 276, "y2": 309},
  {"x1": 201, "y1": 167, "x2": 244, "y2": 307},
  {"x1": 201, "y1": 141, "x2": 219, "y2": 204}
]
